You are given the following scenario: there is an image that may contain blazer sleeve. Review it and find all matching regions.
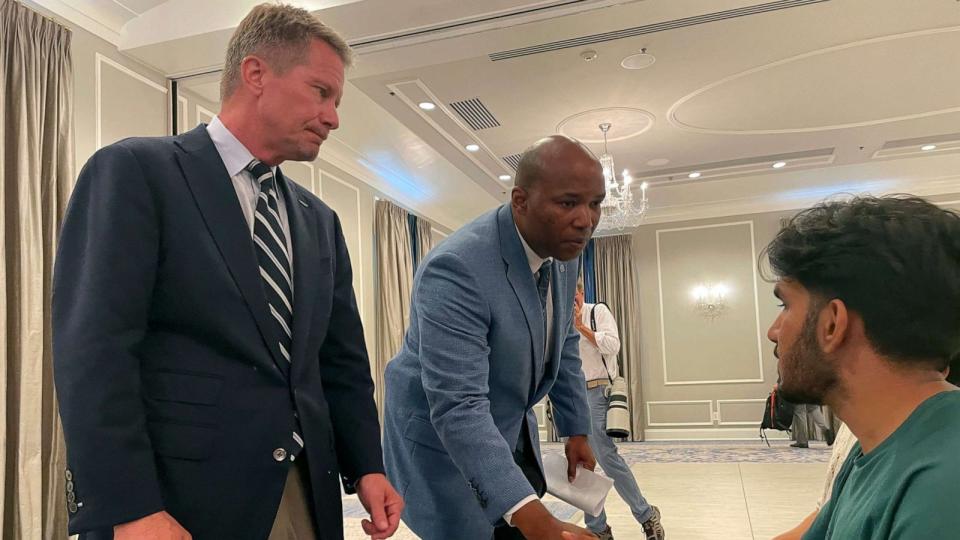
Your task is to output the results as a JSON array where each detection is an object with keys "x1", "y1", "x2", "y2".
[
  {"x1": 317, "y1": 213, "x2": 384, "y2": 492},
  {"x1": 548, "y1": 300, "x2": 592, "y2": 438},
  {"x1": 52, "y1": 143, "x2": 166, "y2": 533},
  {"x1": 415, "y1": 252, "x2": 538, "y2": 525}
]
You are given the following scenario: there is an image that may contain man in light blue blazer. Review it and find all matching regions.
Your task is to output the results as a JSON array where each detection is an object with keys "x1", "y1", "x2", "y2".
[{"x1": 384, "y1": 136, "x2": 608, "y2": 540}]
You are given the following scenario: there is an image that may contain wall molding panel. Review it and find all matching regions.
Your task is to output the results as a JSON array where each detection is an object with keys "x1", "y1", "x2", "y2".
[
  {"x1": 646, "y1": 400, "x2": 714, "y2": 427},
  {"x1": 655, "y1": 220, "x2": 766, "y2": 386},
  {"x1": 95, "y1": 53, "x2": 167, "y2": 149}
]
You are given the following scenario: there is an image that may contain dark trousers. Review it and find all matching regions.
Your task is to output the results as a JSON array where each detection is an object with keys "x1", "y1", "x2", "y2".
[{"x1": 493, "y1": 423, "x2": 545, "y2": 540}]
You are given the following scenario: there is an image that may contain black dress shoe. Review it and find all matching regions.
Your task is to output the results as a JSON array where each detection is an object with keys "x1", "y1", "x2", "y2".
[{"x1": 790, "y1": 442, "x2": 809, "y2": 448}]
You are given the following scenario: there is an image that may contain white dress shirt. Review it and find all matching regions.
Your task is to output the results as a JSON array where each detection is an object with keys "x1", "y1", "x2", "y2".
[
  {"x1": 504, "y1": 228, "x2": 553, "y2": 526},
  {"x1": 578, "y1": 303, "x2": 621, "y2": 381},
  {"x1": 206, "y1": 116, "x2": 294, "y2": 282}
]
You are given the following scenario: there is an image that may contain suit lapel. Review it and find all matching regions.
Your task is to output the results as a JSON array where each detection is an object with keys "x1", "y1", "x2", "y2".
[
  {"x1": 276, "y1": 170, "x2": 320, "y2": 382},
  {"x1": 174, "y1": 126, "x2": 287, "y2": 377},
  {"x1": 497, "y1": 206, "x2": 545, "y2": 388}
]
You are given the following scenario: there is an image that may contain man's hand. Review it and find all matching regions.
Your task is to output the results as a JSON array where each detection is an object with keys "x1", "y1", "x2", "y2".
[
  {"x1": 564, "y1": 435, "x2": 596, "y2": 482},
  {"x1": 356, "y1": 473, "x2": 404, "y2": 539},
  {"x1": 114, "y1": 510, "x2": 190, "y2": 540},
  {"x1": 513, "y1": 500, "x2": 597, "y2": 539},
  {"x1": 572, "y1": 304, "x2": 593, "y2": 340}
]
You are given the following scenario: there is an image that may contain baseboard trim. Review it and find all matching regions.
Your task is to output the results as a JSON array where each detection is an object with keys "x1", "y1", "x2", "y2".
[{"x1": 643, "y1": 428, "x2": 790, "y2": 441}]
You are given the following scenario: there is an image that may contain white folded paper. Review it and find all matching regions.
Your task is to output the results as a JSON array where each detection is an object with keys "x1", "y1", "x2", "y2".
[{"x1": 541, "y1": 453, "x2": 615, "y2": 517}]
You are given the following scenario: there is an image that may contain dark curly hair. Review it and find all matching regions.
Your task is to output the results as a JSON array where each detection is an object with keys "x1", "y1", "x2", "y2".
[{"x1": 763, "y1": 195, "x2": 960, "y2": 370}]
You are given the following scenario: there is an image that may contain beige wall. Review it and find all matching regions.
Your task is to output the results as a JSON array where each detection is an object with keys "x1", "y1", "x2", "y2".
[
  {"x1": 70, "y1": 16, "x2": 169, "y2": 179},
  {"x1": 175, "y1": 86, "x2": 220, "y2": 134},
  {"x1": 632, "y1": 209, "x2": 789, "y2": 439},
  {"x1": 631, "y1": 193, "x2": 960, "y2": 439}
]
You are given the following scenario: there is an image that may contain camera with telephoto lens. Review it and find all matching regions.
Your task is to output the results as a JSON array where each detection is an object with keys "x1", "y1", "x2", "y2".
[{"x1": 605, "y1": 376, "x2": 630, "y2": 438}]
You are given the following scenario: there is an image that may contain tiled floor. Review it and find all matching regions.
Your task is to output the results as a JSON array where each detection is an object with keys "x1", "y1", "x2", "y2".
[{"x1": 342, "y1": 441, "x2": 830, "y2": 539}]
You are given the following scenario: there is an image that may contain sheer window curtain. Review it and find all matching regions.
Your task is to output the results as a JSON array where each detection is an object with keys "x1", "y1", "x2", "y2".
[
  {"x1": 373, "y1": 201, "x2": 414, "y2": 422},
  {"x1": 593, "y1": 235, "x2": 645, "y2": 441},
  {"x1": 1, "y1": 0, "x2": 73, "y2": 537}
]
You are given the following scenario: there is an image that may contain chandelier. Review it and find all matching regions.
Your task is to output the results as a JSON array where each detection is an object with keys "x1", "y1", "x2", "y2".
[
  {"x1": 691, "y1": 283, "x2": 729, "y2": 321},
  {"x1": 597, "y1": 123, "x2": 649, "y2": 230}
]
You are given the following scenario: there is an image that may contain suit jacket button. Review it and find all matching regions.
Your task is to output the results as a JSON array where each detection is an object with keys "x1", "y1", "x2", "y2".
[
  {"x1": 65, "y1": 469, "x2": 73, "y2": 481},
  {"x1": 67, "y1": 502, "x2": 78, "y2": 513},
  {"x1": 273, "y1": 448, "x2": 287, "y2": 462},
  {"x1": 66, "y1": 481, "x2": 74, "y2": 492},
  {"x1": 67, "y1": 492, "x2": 76, "y2": 503}
]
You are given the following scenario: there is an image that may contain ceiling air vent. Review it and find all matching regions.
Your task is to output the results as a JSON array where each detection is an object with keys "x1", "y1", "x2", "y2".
[
  {"x1": 489, "y1": 0, "x2": 829, "y2": 61},
  {"x1": 449, "y1": 98, "x2": 501, "y2": 131},
  {"x1": 502, "y1": 153, "x2": 522, "y2": 171}
]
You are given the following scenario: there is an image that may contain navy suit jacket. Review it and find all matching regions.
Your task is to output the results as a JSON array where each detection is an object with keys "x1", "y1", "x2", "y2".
[
  {"x1": 52, "y1": 125, "x2": 382, "y2": 540},
  {"x1": 382, "y1": 204, "x2": 592, "y2": 540}
]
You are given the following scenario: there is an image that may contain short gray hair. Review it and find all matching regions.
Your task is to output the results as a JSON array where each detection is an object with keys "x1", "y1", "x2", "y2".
[{"x1": 220, "y1": 3, "x2": 353, "y2": 100}]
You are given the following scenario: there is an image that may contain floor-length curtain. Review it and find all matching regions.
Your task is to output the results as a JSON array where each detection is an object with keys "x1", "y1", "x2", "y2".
[
  {"x1": 581, "y1": 239, "x2": 597, "y2": 303},
  {"x1": 593, "y1": 235, "x2": 645, "y2": 441},
  {"x1": 1, "y1": 1, "x2": 73, "y2": 537},
  {"x1": 414, "y1": 215, "x2": 434, "y2": 269},
  {"x1": 374, "y1": 201, "x2": 414, "y2": 422}
]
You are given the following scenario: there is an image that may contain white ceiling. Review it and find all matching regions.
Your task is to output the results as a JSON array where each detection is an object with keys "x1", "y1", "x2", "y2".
[{"x1": 28, "y1": 0, "x2": 960, "y2": 231}]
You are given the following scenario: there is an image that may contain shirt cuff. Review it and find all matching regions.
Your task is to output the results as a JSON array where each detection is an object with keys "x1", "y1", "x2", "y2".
[{"x1": 503, "y1": 495, "x2": 539, "y2": 526}]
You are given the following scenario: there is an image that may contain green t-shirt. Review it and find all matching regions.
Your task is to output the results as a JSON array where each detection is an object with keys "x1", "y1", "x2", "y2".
[{"x1": 804, "y1": 390, "x2": 960, "y2": 540}]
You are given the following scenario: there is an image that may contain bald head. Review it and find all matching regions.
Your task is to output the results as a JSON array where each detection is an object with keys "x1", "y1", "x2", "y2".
[
  {"x1": 510, "y1": 134, "x2": 606, "y2": 261},
  {"x1": 514, "y1": 135, "x2": 599, "y2": 191}
]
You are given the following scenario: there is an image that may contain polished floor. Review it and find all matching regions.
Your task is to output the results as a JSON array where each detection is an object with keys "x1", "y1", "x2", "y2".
[{"x1": 343, "y1": 441, "x2": 830, "y2": 540}]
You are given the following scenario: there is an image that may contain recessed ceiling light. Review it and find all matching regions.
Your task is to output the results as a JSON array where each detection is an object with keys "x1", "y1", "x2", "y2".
[
  {"x1": 688, "y1": 172, "x2": 701, "y2": 179},
  {"x1": 499, "y1": 174, "x2": 511, "y2": 181},
  {"x1": 772, "y1": 161, "x2": 787, "y2": 169},
  {"x1": 418, "y1": 101, "x2": 436, "y2": 111},
  {"x1": 621, "y1": 48, "x2": 656, "y2": 70},
  {"x1": 921, "y1": 144, "x2": 937, "y2": 151},
  {"x1": 646, "y1": 158, "x2": 670, "y2": 167},
  {"x1": 465, "y1": 144, "x2": 480, "y2": 152}
]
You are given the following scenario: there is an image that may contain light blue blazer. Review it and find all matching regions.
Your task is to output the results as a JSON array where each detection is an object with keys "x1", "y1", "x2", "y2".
[{"x1": 383, "y1": 204, "x2": 592, "y2": 540}]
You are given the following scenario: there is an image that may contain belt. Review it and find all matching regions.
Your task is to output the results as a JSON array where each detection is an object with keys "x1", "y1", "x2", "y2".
[{"x1": 586, "y1": 379, "x2": 610, "y2": 390}]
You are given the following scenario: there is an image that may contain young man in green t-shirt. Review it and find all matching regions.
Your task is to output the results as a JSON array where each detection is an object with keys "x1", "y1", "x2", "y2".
[{"x1": 764, "y1": 196, "x2": 960, "y2": 540}]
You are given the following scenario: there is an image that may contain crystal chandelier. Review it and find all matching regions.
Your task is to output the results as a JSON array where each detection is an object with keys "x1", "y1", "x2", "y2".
[
  {"x1": 597, "y1": 123, "x2": 649, "y2": 230},
  {"x1": 692, "y1": 283, "x2": 729, "y2": 321}
]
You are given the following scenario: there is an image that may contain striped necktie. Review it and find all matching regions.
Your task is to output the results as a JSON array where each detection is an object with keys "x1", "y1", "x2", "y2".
[{"x1": 246, "y1": 159, "x2": 293, "y2": 365}]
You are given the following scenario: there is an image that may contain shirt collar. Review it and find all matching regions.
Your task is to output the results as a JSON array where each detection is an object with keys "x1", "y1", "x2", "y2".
[
  {"x1": 515, "y1": 225, "x2": 553, "y2": 275},
  {"x1": 206, "y1": 116, "x2": 274, "y2": 177}
]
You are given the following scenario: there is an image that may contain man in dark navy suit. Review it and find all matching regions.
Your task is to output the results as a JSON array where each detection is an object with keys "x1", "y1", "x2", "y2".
[{"x1": 53, "y1": 4, "x2": 401, "y2": 539}]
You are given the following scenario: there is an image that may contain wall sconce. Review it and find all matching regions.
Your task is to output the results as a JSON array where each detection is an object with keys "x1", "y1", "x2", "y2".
[{"x1": 691, "y1": 283, "x2": 729, "y2": 320}]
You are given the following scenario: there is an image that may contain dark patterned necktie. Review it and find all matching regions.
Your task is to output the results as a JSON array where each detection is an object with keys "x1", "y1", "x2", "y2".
[
  {"x1": 246, "y1": 159, "x2": 293, "y2": 364},
  {"x1": 536, "y1": 260, "x2": 553, "y2": 380},
  {"x1": 536, "y1": 260, "x2": 552, "y2": 312}
]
